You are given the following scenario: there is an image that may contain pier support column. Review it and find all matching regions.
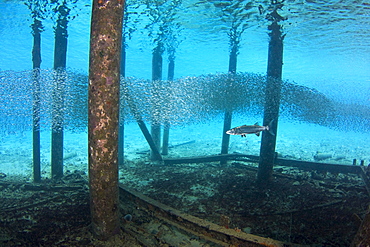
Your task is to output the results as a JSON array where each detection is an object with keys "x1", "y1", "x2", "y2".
[
  {"x1": 150, "y1": 44, "x2": 163, "y2": 160},
  {"x1": 51, "y1": 3, "x2": 69, "y2": 179},
  {"x1": 88, "y1": 0, "x2": 124, "y2": 240},
  {"x1": 220, "y1": 41, "x2": 237, "y2": 165},
  {"x1": 162, "y1": 57, "x2": 175, "y2": 155},
  {"x1": 31, "y1": 18, "x2": 42, "y2": 182},
  {"x1": 257, "y1": 19, "x2": 284, "y2": 184}
]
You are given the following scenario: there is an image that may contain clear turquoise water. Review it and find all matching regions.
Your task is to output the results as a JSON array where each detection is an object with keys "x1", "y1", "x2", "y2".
[
  {"x1": 0, "y1": 0, "x2": 369, "y2": 103},
  {"x1": 0, "y1": 3, "x2": 369, "y2": 245},
  {"x1": 0, "y1": 0, "x2": 369, "y2": 178}
]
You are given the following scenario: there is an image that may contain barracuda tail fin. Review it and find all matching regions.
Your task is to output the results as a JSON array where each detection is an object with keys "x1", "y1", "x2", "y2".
[{"x1": 267, "y1": 119, "x2": 275, "y2": 136}]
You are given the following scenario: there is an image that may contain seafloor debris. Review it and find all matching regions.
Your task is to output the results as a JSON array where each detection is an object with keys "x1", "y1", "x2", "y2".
[
  {"x1": 119, "y1": 160, "x2": 369, "y2": 246},
  {"x1": 0, "y1": 161, "x2": 368, "y2": 246}
]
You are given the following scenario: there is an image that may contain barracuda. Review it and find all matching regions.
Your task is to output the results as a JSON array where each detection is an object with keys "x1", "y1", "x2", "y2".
[{"x1": 226, "y1": 120, "x2": 275, "y2": 137}]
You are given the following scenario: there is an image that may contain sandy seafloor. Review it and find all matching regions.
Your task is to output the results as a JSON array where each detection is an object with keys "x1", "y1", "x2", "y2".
[{"x1": 0, "y1": 117, "x2": 369, "y2": 180}]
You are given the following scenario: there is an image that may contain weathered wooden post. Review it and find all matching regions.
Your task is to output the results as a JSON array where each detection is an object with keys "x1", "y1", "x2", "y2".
[
  {"x1": 51, "y1": 2, "x2": 70, "y2": 179},
  {"x1": 88, "y1": 0, "x2": 124, "y2": 240},
  {"x1": 31, "y1": 17, "x2": 42, "y2": 182},
  {"x1": 118, "y1": 18, "x2": 126, "y2": 167},
  {"x1": 216, "y1": 1, "x2": 256, "y2": 165},
  {"x1": 25, "y1": 0, "x2": 47, "y2": 183},
  {"x1": 220, "y1": 42, "x2": 237, "y2": 165},
  {"x1": 257, "y1": 2, "x2": 286, "y2": 184},
  {"x1": 162, "y1": 55, "x2": 175, "y2": 155},
  {"x1": 144, "y1": 0, "x2": 183, "y2": 159},
  {"x1": 150, "y1": 44, "x2": 163, "y2": 160}
]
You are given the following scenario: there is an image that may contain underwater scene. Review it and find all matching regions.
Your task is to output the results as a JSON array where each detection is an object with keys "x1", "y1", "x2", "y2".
[{"x1": 0, "y1": 0, "x2": 370, "y2": 246}]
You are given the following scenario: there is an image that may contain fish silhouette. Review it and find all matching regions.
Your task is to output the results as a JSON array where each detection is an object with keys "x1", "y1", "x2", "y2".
[{"x1": 226, "y1": 120, "x2": 275, "y2": 137}]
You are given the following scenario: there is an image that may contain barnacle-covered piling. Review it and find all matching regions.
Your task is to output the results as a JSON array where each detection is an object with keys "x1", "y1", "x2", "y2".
[{"x1": 88, "y1": 0, "x2": 124, "y2": 240}]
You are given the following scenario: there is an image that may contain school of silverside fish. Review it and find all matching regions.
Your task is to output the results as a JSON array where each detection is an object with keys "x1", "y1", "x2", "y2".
[{"x1": 0, "y1": 70, "x2": 369, "y2": 137}]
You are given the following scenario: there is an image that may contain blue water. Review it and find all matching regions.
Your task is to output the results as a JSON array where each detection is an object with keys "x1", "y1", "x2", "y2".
[
  {"x1": 0, "y1": 0, "x2": 370, "y2": 178},
  {"x1": 1, "y1": 2, "x2": 370, "y2": 246},
  {"x1": 1, "y1": 1, "x2": 369, "y2": 103}
]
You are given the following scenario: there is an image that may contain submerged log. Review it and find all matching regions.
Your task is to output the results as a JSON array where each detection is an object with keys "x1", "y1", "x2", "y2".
[
  {"x1": 162, "y1": 153, "x2": 365, "y2": 175},
  {"x1": 119, "y1": 184, "x2": 299, "y2": 247},
  {"x1": 163, "y1": 153, "x2": 254, "y2": 165}
]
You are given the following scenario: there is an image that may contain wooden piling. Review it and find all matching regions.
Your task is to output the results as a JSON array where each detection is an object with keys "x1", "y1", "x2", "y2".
[
  {"x1": 257, "y1": 18, "x2": 285, "y2": 184},
  {"x1": 220, "y1": 41, "x2": 237, "y2": 165},
  {"x1": 220, "y1": 110, "x2": 232, "y2": 162},
  {"x1": 118, "y1": 32, "x2": 126, "y2": 167},
  {"x1": 150, "y1": 44, "x2": 163, "y2": 160},
  {"x1": 162, "y1": 58, "x2": 175, "y2": 155},
  {"x1": 88, "y1": 0, "x2": 124, "y2": 240},
  {"x1": 51, "y1": 4, "x2": 69, "y2": 179},
  {"x1": 122, "y1": 81, "x2": 162, "y2": 161},
  {"x1": 162, "y1": 122, "x2": 170, "y2": 155},
  {"x1": 31, "y1": 18, "x2": 42, "y2": 182}
]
